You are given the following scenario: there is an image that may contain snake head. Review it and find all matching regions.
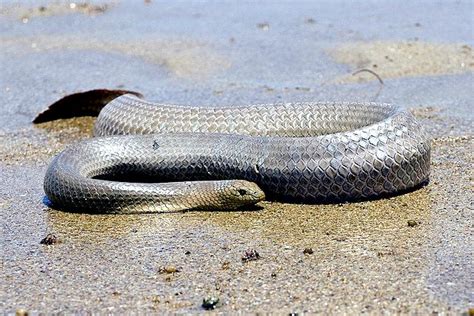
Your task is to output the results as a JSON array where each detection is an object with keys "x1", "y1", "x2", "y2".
[{"x1": 219, "y1": 180, "x2": 265, "y2": 210}]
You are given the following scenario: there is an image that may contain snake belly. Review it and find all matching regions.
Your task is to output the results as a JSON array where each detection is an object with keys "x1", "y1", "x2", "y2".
[{"x1": 44, "y1": 94, "x2": 431, "y2": 213}]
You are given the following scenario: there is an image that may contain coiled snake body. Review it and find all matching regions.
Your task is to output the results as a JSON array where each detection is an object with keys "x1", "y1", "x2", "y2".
[{"x1": 44, "y1": 94, "x2": 430, "y2": 213}]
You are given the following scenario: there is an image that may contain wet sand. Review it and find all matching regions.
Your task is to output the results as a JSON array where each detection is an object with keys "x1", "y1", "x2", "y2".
[
  {"x1": 1, "y1": 0, "x2": 473, "y2": 314},
  {"x1": 330, "y1": 41, "x2": 474, "y2": 83}
]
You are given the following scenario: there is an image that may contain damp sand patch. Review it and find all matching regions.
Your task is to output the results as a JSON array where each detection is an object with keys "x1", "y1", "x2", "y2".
[
  {"x1": 0, "y1": 36, "x2": 231, "y2": 79},
  {"x1": 0, "y1": 117, "x2": 95, "y2": 166},
  {"x1": 329, "y1": 41, "x2": 473, "y2": 83}
]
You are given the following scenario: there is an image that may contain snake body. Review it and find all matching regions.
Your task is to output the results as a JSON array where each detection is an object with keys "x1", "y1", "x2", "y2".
[{"x1": 44, "y1": 94, "x2": 430, "y2": 213}]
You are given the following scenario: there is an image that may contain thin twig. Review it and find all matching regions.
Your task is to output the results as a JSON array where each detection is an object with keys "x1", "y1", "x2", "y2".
[
  {"x1": 371, "y1": 84, "x2": 384, "y2": 102},
  {"x1": 352, "y1": 68, "x2": 384, "y2": 85}
]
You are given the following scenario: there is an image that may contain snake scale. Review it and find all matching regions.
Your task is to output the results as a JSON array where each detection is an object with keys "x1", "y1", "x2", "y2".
[{"x1": 44, "y1": 94, "x2": 431, "y2": 213}]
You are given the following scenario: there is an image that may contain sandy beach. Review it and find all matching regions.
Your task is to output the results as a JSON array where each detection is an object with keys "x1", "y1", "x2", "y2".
[{"x1": 1, "y1": 1, "x2": 472, "y2": 313}]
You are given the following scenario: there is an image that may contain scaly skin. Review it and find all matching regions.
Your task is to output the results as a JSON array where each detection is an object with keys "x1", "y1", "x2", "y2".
[{"x1": 44, "y1": 94, "x2": 430, "y2": 213}]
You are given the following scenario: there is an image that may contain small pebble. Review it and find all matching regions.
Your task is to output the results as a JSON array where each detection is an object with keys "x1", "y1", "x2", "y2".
[
  {"x1": 40, "y1": 233, "x2": 60, "y2": 245},
  {"x1": 158, "y1": 266, "x2": 180, "y2": 274},
  {"x1": 241, "y1": 249, "x2": 260, "y2": 262},
  {"x1": 16, "y1": 309, "x2": 28, "y2": 316},
  {"x1": 202, "y1": 296, "x2": 219, "y2": 310},
  {"x1": 221, "y1": 261, "x2": 230, "y2": 270},
  {"x1": 257, "y1": 22, "x2": 269, "y2": 30}
]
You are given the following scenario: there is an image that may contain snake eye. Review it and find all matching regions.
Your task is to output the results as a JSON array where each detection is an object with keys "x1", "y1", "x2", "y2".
[{"x1": 238, "y1": 189, "x2": 247, "y2": 196}]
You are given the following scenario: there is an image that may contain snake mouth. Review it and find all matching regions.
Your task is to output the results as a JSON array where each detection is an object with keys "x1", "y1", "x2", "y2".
[{"x1": 254, "y1": 190, "x2": 266, "y2": 202}]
